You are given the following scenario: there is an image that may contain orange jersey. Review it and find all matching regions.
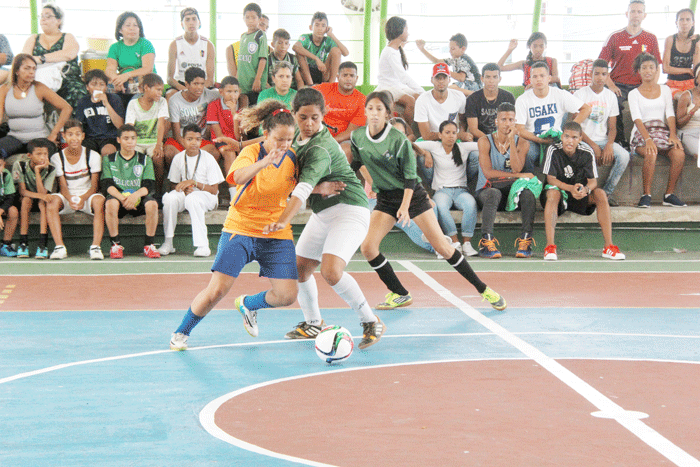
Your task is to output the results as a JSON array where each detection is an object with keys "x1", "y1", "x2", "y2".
[{"x1": 223, "y1": 143, "x2": 297, "y2": 240}]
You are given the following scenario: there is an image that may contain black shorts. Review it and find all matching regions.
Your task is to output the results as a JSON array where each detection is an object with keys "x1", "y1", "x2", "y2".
[
  {"x1": 245, "y1": 91, "x2": 259, "y2": 106},
  {"x1": 375, "y1": 184, "x2": 433, "y2": 220},
  {"x1": 540, "y1": 189, "x2": 596, "y2": 216},
  {"x1": 107, "y1": 194, "x2": 156, "y2": 218},
  {"x1": 309, "y1": 66, "x2": 323, "y2": 84},
  {"x1": 84, "y1": 138, "x2": 119, "y2": 154}
]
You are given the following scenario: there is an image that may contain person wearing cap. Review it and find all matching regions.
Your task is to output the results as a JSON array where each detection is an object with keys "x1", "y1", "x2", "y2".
[
  {"x1": 599, "y1": 0, "x2": 662, "y2": 147},
  {"x1": 166, "y1": 7, "x2": 216, "y2": 98}
]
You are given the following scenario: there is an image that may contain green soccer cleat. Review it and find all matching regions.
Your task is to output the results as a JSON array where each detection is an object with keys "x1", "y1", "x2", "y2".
[
  {"x1": 481, "y1": 287, "x2": 506, "y2": 311},
  {"x1": 376, "y1": 292, "x2": 413, "y2": 310}
]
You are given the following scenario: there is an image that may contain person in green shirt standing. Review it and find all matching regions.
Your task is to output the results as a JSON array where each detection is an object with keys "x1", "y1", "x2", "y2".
[
  {"x1": 237, "y1": 3, "x2": 268, "y2": 105},
  {"x1": 264, "y1": 88, "x2": 385, "y2": 351},
  {"x1": 350, "y1": 91, "x2": 507, "y2": 312},
  {"x1": 257, "y1": 61, "x2": 297, "y2": 109}
]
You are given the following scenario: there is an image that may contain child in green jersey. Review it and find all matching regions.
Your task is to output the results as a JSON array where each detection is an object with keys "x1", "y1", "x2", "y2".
[
  {"x1": 264, "y1": 87, "x2": 385, "y2": 350},
  {"x1": 351, "y1": 91, "x2": 507, "y2": 311}
]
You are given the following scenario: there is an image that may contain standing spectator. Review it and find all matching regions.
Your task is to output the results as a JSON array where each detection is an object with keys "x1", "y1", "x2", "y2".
[
  {"x1": 475, "y1": 103, "x2": 534, "y2": 259},
  {"x1": 293, "y1": 12, "x2": 349, "y2": 85},
  {"x1": 166, "y1": 7, "x2": 215, "y2": 98},
  {"x1": 599, "y1": 0, "x2": 661, "y2": 147},
  {"x1": 375, "y1": 16, "x2": 424, "y2": 125},
  {"x1": 159, "y1": 125, "x2": 224, "y2": 258},
  {"x1": 0, "y1": 54, "x2": 72, "y2": 163},
  {"x1": 268, "y1": 29, "x2": 304, "y2": 90},
  {"x1": 75, "y1": 69, "x2": 125, "y2": 157},
  {"x1": 105, "y1": 12, "x2": 157, "y2": 109},
  {"x1": 628, "y1": 53, "x2": 687, "y2": 208},
  {"x1": 314, "y1": 61, "x2": 366, "y2": 161},
  {"x1": 675, "y1": 64, "x2": 700, "y2": 158},
  {"x1": 416, "y1": 33, "x2": 481, "y2": 96},
  {"x1": 574, "y1": 59, "x2": 630, "y2": 206},
  {"x1": 541, "y1": 121, "x2": 625, "y2": 261},
  {"x1": 663, "y1": 9, "x2": 700, "y2": 97},
  {"x1": 0, "y1": 34, "x2": 14, "y2": 84},
  {"x1": 21, "y1": 5, "x2": 88, "y2": 110},
  {"x1": 236, "y1": 3, "x2": 268, "y2": 105},
  {"x1": 498, "y1": 32, "x2": 560, "y2": 88},
  {"x1": 515, "y1": 61, "x2": 591, "y2": 172}
]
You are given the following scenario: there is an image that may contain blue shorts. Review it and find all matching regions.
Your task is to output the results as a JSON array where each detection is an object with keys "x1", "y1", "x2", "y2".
[{"x1": 211, "y1": 232, "x2": 298, "y2": 279}]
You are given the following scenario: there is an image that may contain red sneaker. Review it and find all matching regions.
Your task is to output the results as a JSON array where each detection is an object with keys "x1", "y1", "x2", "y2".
[
  {"x1": 110, "y1": 244, "x2": 124, "y2": 259},
  {"x1": 602, "y1": 245, "x2": 626, "y2": 260},
  {"x1": 543, "y1": 244, "x2": 558, "y2": 261},
  {"x1": 144, "y1": 244, "x2": 161, "y2": 258}
]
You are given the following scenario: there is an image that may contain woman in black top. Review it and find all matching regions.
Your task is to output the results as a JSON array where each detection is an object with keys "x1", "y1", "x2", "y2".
[{"x1": 663, "y1": 8, "x2": 700, "y2": 96}]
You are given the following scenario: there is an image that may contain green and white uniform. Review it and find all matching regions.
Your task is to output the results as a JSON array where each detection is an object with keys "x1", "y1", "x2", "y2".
[
  {"x1": 238, "y1": 30, "x2": 268, "y2": 95},
  {"x1": 101, "y1": 151, "x2": 155, "y2": 196}
]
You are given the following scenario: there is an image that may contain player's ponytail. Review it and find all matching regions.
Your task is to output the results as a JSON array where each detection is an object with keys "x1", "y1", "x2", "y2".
[
  {"x1": 385, "y1": 16, "x2": 409, "y2": 70},
  {"x1": 239, "y1": 100, "x2": 295, "y2": 134},
  {"x1": 439, "y1": 120, "x2": 463, "y2": 166}
]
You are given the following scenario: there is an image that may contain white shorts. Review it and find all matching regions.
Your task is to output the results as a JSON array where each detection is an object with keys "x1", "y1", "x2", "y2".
[
  {"x1": 56, "y1": 193, "x2": 104, "y2": 216},
  {"x1": 374, "y1": 85, "x2": 414, "y2": 101},
  {"x1": 295, "y1": 203, "x2": 369, "y2": 265},
  {"x1": 135, "y1": 143, "x2": 156, "y2": 156}
]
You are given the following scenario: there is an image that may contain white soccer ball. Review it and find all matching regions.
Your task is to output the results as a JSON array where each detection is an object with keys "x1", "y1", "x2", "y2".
[{"x1": 314, "y1": 325, "x2": 354, "y2": 364}]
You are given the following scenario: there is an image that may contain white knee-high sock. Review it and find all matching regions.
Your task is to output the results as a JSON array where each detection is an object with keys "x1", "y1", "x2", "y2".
[
  {"x1": 331, "y1": 272, "x2": 377, "y2": 324},
  {"x1": 297, "y1": 274, "x2": 323, "y2": 325}
]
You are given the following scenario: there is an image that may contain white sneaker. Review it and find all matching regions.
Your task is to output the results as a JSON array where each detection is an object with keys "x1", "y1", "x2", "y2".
[
  {"x1": 235, "y1": 295, "x2": 258, "y2": 337},
  {"x1": 49, "y1": 245, "x2": 67, "y2": 260},
  {"x1": 170, "y1": 332, "x2": 188, "y2": 351},
  {"x1": 89, "y1": 245, "x2": 104, "y2": 260},
  {"x1": 158, "y1": 243, "x2": 176, "y2": 256},
  {"x1": 193, "y1": 246, "x2": 211, "y2": 257},
  {"x1": 437, "y1": 241, "x2": 461, "y2": 260},
  {"x1": 462, "y1": 242, "x2": 478, "y2": 257}
]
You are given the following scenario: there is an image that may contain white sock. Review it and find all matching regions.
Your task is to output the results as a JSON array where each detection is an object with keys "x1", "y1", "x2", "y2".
[
  {"x1": 331, "y1": 272, "x2": 377, "y2": 324},
  {"x1": 228, "y1": 187, "x2": 236, "y2": 199},
  {"x1": 162, "y1": 237, "x2": 174, "y2": 247},
  {"x1": 297, "y1": 275, "x2": 323, "y2": 325}
]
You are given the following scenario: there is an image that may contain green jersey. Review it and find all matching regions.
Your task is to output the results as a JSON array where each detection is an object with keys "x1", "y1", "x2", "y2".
[
  {"x1": 257, "y1": 87, "x2": 297, "y2": 109},
  {"x1": 11, "y1": 156, "x2": 56, "y2": 193},
  {"x1": 298, "y1": 33, "x2": 337, "y2": 67},
  {"x1": 0, "y1": 169, "x2": 16, "y2": 212},
  {"x1": 350, "y1": 125, "x2": 419, "y2": 192},
  {"x1": 293, "y1": 126, "x2": 368, "y2": 213},
  {"x1": 101, "y1": 151, "x2": 155, "y2": 193},
  {"x1": 238, "y1": 30, "x2": 268, "y2": 94}
]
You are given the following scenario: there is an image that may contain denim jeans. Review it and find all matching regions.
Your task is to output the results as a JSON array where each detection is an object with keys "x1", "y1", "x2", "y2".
[
  {"x1": 433, "y1": 187, "x2": 478, "y2": 238},
  {"x1": 368, "y1": 197, "x2": 435, "y2": 253},
  {"x1": 525, "y1": 141, "x2": 543, "y2": 173},
  {"x1": 586, "y1": 139, "x2": 630, "y2": 195}
]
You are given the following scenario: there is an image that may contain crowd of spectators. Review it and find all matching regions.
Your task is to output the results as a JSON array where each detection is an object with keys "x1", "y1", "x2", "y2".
[{"x1": 0, "y1": 0, "x2": 697, "y2": 261}]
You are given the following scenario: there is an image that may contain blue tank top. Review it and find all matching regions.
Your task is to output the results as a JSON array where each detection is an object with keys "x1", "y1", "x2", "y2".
[{"x1": 475, "y1": 133, "x2": 519, "y2": 191}]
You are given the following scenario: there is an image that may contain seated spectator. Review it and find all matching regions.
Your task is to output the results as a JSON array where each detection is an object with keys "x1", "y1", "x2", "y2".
[
  {"x1": 12, "y1": 138, "x2": 57, "y2": 259},
  {"x1": 375, "y1": 16, "x2": 424, "y2": 125},
  {"x1": 268, "y1": 29, "x2": 304, "y2": 90},
  {"x1": 416, "y1": 33, "x2": 481, "y2": 96},
  {"x1": 663, "y1": 9, "x2": 700, "y2": 97},
  {"x1": 164, "y1": 67, "x2": 220, "y2": 174},
  {"x1": 0, "y1": 157, "x2": 19, "y2": 257},
  {"x1": 314, "y1": 61, "x2": 366, "y2": 161},
  {"x1": 258, "y1": 61, "x2": 297, "y2": 109},
  {"x1": 541, "y1": 121, "x2": 625, "y2": 261},
  {"x1": 628, "y1": 53, "x2": 687, "y2": 208},
  {"x1": 515, "y1": 61, "x2": 591, "y2": 172},
  {"x1": 0, "y1": 33, "x2": 14, "y2": 84},
  {"x1": 105, "y1": 12, "x2": 157, "y2": 109},
  {"x1": 498, "y1": 32, "x2": 560, "y2": 88},
  {"x1": 206, "y1": 76, "x2": 241, "y2": 201},
  {"x1": 0, "y1": 54, "x2": 72, "y2": 164},
  {"x1": 75, "y1": 69, "x2": 125, "y2": 157},
  {"x1": 102, "y1": 124, "x2": 160, "y2": 259},
  {"x1": 465, "y1": 63, "x2": 515, "y2": 183},
  {"x1": 21, "y1": 5, "x2": 88, "y2": 109},
  {"x1": 675, "y1": 64, "x2": 700, "y2": 158},
  {"x1": 573, "y1": 59, "x2": 630, "y2": 206},
  {"x1": 159, "y1": 125, "x2": 224, "y2": 258},
  {"x1": 166, "y1": 7, "x2": 216, "y2": 99},
  {"x1": 416, "y1": 121, "x2": 478, "y2": 257},
  {"x1": 234, "y1": 3, "x2": 268, "y2": 106},
  {"x1": 293, "y1": 11, "x2": 349, "y2": 85},
  {"x1": 475, "y1": 103, "x2": 533, "y2": 259},
  {"x1": 46, "y1": 120, "x2": 105, "y2": 260}
]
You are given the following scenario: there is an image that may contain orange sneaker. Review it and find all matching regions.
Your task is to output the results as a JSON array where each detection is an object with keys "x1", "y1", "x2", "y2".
[
  {"x1": 602, "y1": 245, "x2": 626, "y2": 260},
  {"x1": 110, "y1": 244, "x2": 124, "y2": 259},
  {"x1": 543, "y1": 244, "x2": 557, "y2": 261},
  {"x1": 144, "y1": 244, "x2": 161, "y2": 258}
]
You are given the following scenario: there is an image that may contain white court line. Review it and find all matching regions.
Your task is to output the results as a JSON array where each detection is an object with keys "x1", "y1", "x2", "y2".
[{"x1": 397, "y1": 259, "x2": 700, "y2": 467}]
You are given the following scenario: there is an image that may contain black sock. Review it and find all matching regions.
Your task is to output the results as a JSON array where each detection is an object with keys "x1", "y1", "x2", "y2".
[
  {"x1": 144, "y1": 235, "x2": 154, "y2": 246},
  {"x1": 368, "y1": 253, "x2": 409, "y2": 296},
  {"x1": 38, "y1": 233, "x2": 48, "y2": 248},
  {"x1": 111, "y1": 236, "x2": 121, "y2": 246},
  {"x1": 447, "y1": 250, "x2": 486, "y2": 294},
  {"x1": 20, "y1": 234, "x2": 28, "y2": 245}
]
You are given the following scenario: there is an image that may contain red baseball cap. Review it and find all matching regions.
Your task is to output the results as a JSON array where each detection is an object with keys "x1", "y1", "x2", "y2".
[{"x1": 432, "y1": 63, "x2": 450, "y2": 77}]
